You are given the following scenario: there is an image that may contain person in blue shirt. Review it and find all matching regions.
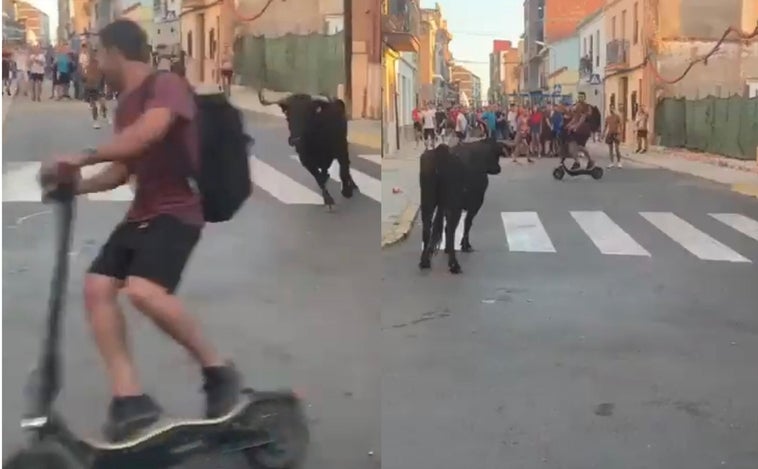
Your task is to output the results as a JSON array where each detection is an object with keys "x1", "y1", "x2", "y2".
[
  {"x1": 549, "y1": 104, "x2": 564, "y2": 156},
  {"x1": 481, "y1": 105, "x2": 497, "y2": 140},
  {"x1": 55, "y1": 46, "x2": 72, "y2": 99}
]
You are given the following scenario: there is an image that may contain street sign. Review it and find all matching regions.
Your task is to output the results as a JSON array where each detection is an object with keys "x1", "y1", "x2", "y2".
[
  {"x1": 553, "y1": 84, "x2": 562, "y2": 95},
  {"x1": 589, "y1": 74, "x2": 602, "y2": 85}
]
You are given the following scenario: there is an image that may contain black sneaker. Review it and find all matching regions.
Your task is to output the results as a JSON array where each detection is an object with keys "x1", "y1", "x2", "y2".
[
  {"x1": 203, "y1": 362, "x2": 242, "y2": 419},
  {"x1": 103, "y1": 394, "x2": 162, "y2": 442}
]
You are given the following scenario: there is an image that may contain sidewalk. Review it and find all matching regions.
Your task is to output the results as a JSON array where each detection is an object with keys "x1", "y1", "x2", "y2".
[
  {"x1": 605, "y1": 142, "x2": 758, "y2": 198},
  {"x1": 2, "y1": 94, "x2": 14, "y2": 128},
  {"x1": 382, "y1": 136, "x2": 422, "y2": 247},
  {"x1": 229, "y1": 85, "x2": 381, "y2": 150}
]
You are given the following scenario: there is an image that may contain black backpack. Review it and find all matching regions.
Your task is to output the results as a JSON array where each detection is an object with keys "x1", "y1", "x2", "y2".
[{"x1": 143, "y1": 72, "x2": 253, "y2": 222}]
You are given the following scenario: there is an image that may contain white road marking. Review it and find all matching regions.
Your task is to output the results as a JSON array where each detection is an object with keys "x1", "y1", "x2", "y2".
[
  {"x1": 81, "y1": 164, "x2": 134, "y2": 201},
  {"x1": 289, "y1": 155, "x2": 381, "y2": 202},
  {"x1": 3, "y1": 162, "x2": 43, "y2": 202},
  {"x1": 250, "y1": 156, "x2": 322, "y2": 205},
  {"x1": 501, "y1": 211, "x2": 556, "y2": 252},
  {"x1": 709, "y1": 213, "x2": 758, "y2": 242},
  {"x1": 570, "y1": 211, "x2": 650, "y2": 256},
  {"x1": 420, "y1": 215, "x2": 465, "y2": 251},
  {"x1": 641, "y1": 212, "x2": 750, "y2": 262}
]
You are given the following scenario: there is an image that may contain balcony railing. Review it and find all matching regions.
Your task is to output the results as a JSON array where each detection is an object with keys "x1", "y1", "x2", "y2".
[
  {"x1": 383, "y1": 0, "x2": 420, "y2": 52},
  {"x1": 384, "y1": 0, "x2": 420, "y2": 38},
  {"x1": 606, "y1": 39, "x2": 629, "y2": 68},
  {"x1": 579, "y1": 55, "x2": 593, "y2": 78}
]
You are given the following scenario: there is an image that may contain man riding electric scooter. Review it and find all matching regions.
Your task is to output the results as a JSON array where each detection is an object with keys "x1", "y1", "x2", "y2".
[{"x1": 41, "y1": 19, "x2": 240, "y2": 443}]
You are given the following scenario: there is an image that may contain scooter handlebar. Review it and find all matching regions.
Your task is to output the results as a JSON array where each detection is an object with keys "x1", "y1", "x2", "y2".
[{"x1": 38, "y1": 162, "x2": 79, "y2": 204}]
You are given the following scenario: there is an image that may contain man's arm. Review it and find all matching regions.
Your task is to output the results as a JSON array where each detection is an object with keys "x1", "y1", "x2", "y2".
[
  {"x1": 76, "y1": 162, "x2": 130, "y2": 195},
  {"x1": 82, "y1": 73, "x2": 194, "y2": 166},
  {"x1": 82, "y1": 107, "x2": 175, "y2": 165}
]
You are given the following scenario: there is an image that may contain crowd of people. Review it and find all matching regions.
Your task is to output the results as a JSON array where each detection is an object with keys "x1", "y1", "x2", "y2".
[{"x1": 411, "y1": 95, "x2": 650, "y2": 169}]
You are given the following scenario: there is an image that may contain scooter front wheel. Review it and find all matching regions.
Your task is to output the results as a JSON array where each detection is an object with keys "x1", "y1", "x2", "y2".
[
  {"x1": 552, "y1": 166, "x2": 565, "y2": 180},
  {"x1": 3, "y1": 440, "x2": 86, "y2": 469},
  {"x1": 243, "y1": 398, "x2": 310, "y2": 469}
]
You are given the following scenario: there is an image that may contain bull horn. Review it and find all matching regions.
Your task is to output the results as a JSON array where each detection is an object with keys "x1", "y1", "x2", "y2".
[
  {"x1": 311, "y1": 94, "x2": 330, "y2": 102},
  {"x1": 258, "y1": 87, "x2": 292, "y2": 106}
]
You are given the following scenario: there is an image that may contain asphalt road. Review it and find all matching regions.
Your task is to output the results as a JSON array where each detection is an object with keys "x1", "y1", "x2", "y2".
[
  {"x1": 382, "y1": 154, "x2": 758, "y2": 469},
  {"x1": 2, "y1": 98, "x2": 381, "y2": 468}
]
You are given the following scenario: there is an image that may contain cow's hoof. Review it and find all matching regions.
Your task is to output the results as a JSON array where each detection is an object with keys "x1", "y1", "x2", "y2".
[
  {"x1": 444, "y1": 247, "x2": 452, "y2": 254},
  {"x1": 323, "y1": 194, "x2": 336, "y2": 207},
  {"x1": 461, "y1": 243, "x2": 474, "y2": 252},
  {"x1": 448, "y1": 262, "x2": 462, "y2": 274},
  {"x1": 419, "y1": 258, "x2": 431, "y2": 269},
  {"x1": 341, "y1": 184, "x2": 357, "y2": 198}
]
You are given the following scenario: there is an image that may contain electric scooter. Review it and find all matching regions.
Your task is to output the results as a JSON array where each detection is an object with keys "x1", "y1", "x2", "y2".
[
  {"x1": 552, "y1": 145, "x2": 603, "y2": 180},
  {"x1": 3, "y1": 178, "x2": 309, "y2": 469}
]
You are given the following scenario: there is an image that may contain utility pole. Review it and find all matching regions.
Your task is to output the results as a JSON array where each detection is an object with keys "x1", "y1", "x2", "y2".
[{"x1": 344, "y1": 0, "x2": 353, "y2": 118}]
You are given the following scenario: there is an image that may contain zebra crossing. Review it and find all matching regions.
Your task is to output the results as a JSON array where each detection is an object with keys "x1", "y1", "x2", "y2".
[
  {"x1": 431, "y1": 210, "x2": 758, "y2": 263},
  {"x1": 2, "y1": 154, "x2": 381, "y2": 205}
]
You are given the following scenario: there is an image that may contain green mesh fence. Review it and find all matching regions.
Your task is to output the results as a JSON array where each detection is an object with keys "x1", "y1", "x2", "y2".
[
  {"x1": 656, "y1": 96, "x2": 758, "y2": 160},
  {"x1": 233, "y1": 31, "x2": 345, "y2": 97}
]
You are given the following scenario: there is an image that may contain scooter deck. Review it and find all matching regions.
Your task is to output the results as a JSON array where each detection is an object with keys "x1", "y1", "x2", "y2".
[{"x1": 83, "y1": 388, "x2": 289, "y2": 450}]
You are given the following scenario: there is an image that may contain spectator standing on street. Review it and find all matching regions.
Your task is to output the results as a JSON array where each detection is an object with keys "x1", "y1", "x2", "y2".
[
  {"x1": 219, "y1": 45, "x2": 234, "y2": 97},
  {"x1": 635, "y1": 105, "x2": 649, "y2": 153},
  {"x1": 604, "y1": 105, "x2": 623, "y2": 167},
  {"x1": 29, "y1": 44, "x2": 46, "y2": 101},
  {"x1": 83, "y1": 55, "x2": 110, "y2": 128},
  {"x1": 55, "y1": 45, "x2": 73, "y2": 99},
  {"x1": 421, "y1": 103, "x2": 437, "y2": 149},
  {"x1": 2, "y1": 51, "x2": 12, "y2": 96},
  {"x1": 455, "y1": 106, "x2": 468, "y2": 141},
  {"x1": 14, "y1": 45, "x2": 29, "y2": 97},
  {"x1": 528, "y1": 105, "x2": 544, "y2": 157}
]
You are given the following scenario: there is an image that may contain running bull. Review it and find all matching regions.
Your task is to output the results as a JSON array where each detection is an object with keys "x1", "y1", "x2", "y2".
[
  {"x1": 418, "y1": 140, "x2": 506, "y2": 274},
  {"x1": 258, "y1": 88, "x2": 358, "y2": 208}
]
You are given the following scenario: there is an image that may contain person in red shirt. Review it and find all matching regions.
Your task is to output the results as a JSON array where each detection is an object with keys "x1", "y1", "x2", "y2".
[
  {"x1": 42, "y1": 19, "x2": 239, "y2": 442},
  {"x1": 528, "y1": 105, "x2": 544, "y2": 157},
  {"x1": 412, "y1": 106, "x2": 422, "y2": 145}
]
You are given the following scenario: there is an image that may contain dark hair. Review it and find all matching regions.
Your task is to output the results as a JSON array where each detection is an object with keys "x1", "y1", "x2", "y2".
[{"x1": 98, "y1": 19, "x2": 149, "y2": 62}]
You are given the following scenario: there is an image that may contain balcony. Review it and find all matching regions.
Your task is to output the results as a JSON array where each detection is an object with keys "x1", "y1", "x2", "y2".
[
  {"x1": 606, "y1": 39, "x2": 629, "y2": 69},
  {"x1": 383, "y1": 0, "x2": 420, "y2": 53},
  {"x1": 579, "y1": 55, "x2": 593, "y2": 78}
]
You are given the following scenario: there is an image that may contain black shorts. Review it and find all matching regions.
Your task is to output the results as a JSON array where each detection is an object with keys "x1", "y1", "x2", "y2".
[
  {"x1": 85, "y1": 87, "x2": 103, "y2": 101},
  {"x1": 88, "y1": 215, "x2": 201, "y2": 293},
  {"x1": 423, "y1": 128, "x2": 435, "y2": 140},
  {"x1": 57, "y1": 72, "x2": 70, "y2": 85},
  {"x1": 30, "y1": 72, "x2": 44, "y2": 81}
]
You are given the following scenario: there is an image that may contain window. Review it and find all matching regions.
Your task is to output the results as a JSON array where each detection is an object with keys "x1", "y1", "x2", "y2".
[
  {"x1": 209, "y1": 28, "x2": 215, "y2": 59},
  {"x1": 589, "y1": 35, "x2": 593, "y2": 59},
  {"x1": 621, "y1": 10, "x2": 627, "y2": 40},
  {"x1": 612, "y1": 16, "x2": 616, "y2": 39},
  {"x1": 583, "y1": 37, "x2": 587, "y2": 56},
  {"x1": 631, "y1": 91, "x2": 638, "y2": 119},
  {"x1": 596, "y1": 31, "x2": 600, "y2": 66},
  {"x1": 633, "y1": 2, "x2": 639, "y2": 44},
  {"x1": 186, "y1": 31, "x2": 193, "y2": 57}
]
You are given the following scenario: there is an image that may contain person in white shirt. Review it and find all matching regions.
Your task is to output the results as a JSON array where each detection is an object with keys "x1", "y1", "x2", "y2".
[
  {"x1": 28, "y1": 44, "x2": 46, "y2": 102},
  {"x1": 507, "y1": 104, "x2": 518, "y2": 139},
  {"x1": 421, "y1": 103, "x2": 437, "y2": 149},
  {"x1": 455, "y1": 107, "x2": 468, "y2": 142},
  {"x1": 14, "y1": 46, "x2": 29, "y2": 96}
]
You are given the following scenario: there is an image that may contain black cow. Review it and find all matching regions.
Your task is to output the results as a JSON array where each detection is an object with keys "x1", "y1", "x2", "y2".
[
  {"x1": 258, "y1": 88, "x2": 358, "y2": 208},
  {"x1": 419, "y1": 139, "x2": 506, "y2": 274}
]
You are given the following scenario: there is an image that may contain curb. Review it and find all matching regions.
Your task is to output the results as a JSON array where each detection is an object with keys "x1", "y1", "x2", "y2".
[
  {"x1": 348, "y1": 129, "x2": 381, "y2": 150},
  {"x1": 732, "y1": 183, "x2": 758, "y2": 199},
  {"x1": 381, "y1": 202, "x2": 420, "y2": 248}
]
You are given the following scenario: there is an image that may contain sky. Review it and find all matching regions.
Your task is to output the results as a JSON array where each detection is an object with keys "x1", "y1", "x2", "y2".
[{"x1": 419, "y1": 0, "x2": 524, "y2": 93}]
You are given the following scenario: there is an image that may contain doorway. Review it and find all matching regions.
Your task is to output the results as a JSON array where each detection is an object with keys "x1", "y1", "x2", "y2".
[{"x1": 620, "y1": 76, "x2": 629, "y2": 141}]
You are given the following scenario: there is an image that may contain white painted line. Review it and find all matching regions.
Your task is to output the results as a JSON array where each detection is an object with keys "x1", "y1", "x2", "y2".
[
  {"x1": 709, "y1": 213, "x2": 758, "y2": 242},
  {"x1": 356, "y1": 154, "x2": 381, "y2": 165},
  {"x1": 3, "y1": 161, "x2": 43, "y2": 202},
  {"x1": 81, "y1": 164, "x2": 134, "y2": 201},
  {"x1": 570, "y1": 211, "x2": 650, "y2": 256},
  {"x1": 641, "y1": 212, "x2": 750, "y2": 262},
  {"x1": 289, "y1": 155, "x2": 381, "y2": 202},
  {"x1": 501, "y1": 211, "x2": 556, "y2": 252},
  {"x1": 420, "y1": 214, "x2": 465, "y2": 251},
  {"x1": 250, "y1": 156, "x2": 322, "y2": 205}
]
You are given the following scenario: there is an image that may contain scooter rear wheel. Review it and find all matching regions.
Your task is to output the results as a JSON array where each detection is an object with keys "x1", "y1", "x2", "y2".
[
  {"x1": 243, "y1": 398, "x2": 309, "y2": 469},
  {"x1": 3, "y1": 440, "x2": 86, "y2": 469},
  {"x1": 552, "y1": 167, "x2": 565, "y2": 180},
  {"x1": 591, "y1": 166, "x2": 604, "y2": 180}
]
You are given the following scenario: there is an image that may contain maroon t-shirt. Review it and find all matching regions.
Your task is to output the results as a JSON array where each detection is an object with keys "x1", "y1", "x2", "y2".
[{"x1": 114, "y1": 73, "x2": 204, "y2": 227}]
